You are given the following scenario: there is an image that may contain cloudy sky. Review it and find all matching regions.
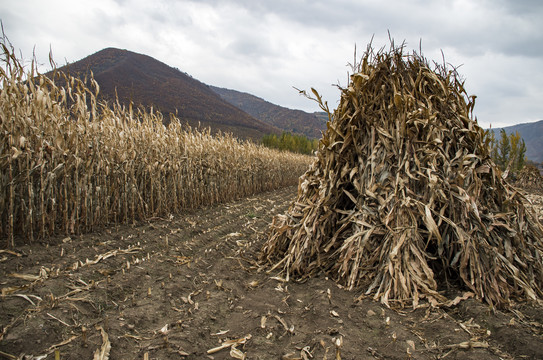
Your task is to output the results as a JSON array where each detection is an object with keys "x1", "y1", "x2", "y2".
[{"x1": 1, "y1": 0, "x2": 542, "y2": 128}]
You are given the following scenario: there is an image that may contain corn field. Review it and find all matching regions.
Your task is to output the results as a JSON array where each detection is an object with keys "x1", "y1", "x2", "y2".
[{"x1": 0, "y1": 42, "x2": 313, "y2": 247}]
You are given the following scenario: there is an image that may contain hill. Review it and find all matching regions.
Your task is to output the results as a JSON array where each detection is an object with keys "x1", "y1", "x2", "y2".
[
  {"x1": 209, "y1": 86, "x2": 326, "y2": 139},
  {"x1": 313, "y1": 111, "x2": 329, "y2": 124},
  {"x1": 53, "y1": 48, "x2": 281, "y2": 140},
  {"x1": 491, "y1": 120, "x2": 543, "y2": 163}
]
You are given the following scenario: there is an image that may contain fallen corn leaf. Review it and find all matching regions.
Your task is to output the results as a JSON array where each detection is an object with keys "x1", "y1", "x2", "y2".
[
  {"x1": 230, "y1": 345, "x2": 246, "y2": 359},
  {"x1": 207, "y1": 334, "x2": 252, "y2": 354},
  {"x1": 93, "y1": 326, "x2": 111, "y2": 360}
]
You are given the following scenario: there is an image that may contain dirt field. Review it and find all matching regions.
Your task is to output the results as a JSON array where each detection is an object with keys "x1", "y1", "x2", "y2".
[{"x1": 1, "y1": 186, "x2": 542, "y2": 359}]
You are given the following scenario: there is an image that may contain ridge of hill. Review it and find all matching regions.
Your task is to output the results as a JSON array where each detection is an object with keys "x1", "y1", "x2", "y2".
[
  {"x1": 54, "y1": 48, "x2": 281, "y2": 140},
  {"x1": 209, "y1": 86, "x2": 326, "y2": 139},
  {"x1": 491, "y1": 120, "x2": 543, "y2": 163}
]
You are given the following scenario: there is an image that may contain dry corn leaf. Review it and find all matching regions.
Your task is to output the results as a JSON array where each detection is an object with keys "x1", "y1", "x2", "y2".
[
  {"x1": 1, "y1": 286, "x2": 26, "y2": 296},
  {"x1": 43, "y1": 335, "x2": 79, "y2": 356},
  {"x1": 0, "y1": 250, "x2": 21, "y2": 257},
  {"x1": 207, "y1": 334, "x2": 252, "y2": 354},
  {"x1": 225, "y1": 232, "x2": 242, "y2": 238},
  {"x1": 13, "y1": 294, "x2": 42, "y2": 306},
  {"x1": 93, "y1": 326, "x2": 111, "y2": 360},
  {"x1": 273, "y1": 315, "x2": 290, "y2": 332},
  {"x1": 9, "y1": 273, "x2": 41, "y2": 281},
  {"x1": 211, "y1": 330, "x2": 229, "y2": 336},
  {"x1": 444, "y1": 340, "x2": 489, "y2": 349},
  {"x1": 178, "y1": 349, "x2": 190, "y2": 356},
  {"x1": 281, "y1": 352, "x2": 302, "y2": 360},
  {"x1": 444, "y1": 292, "x2": 475, "y2": 307},
  {"x1": 159, "y1": 324, "x2": 169, "y2": 335},
  {"x1": 230, "y1": 345, "x2": 246, "y2": 360}
]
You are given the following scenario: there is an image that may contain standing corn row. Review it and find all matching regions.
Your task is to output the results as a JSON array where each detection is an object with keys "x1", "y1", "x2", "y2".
[{"x1": 0, "y1": 43, "x2": 313, "y2": 246}]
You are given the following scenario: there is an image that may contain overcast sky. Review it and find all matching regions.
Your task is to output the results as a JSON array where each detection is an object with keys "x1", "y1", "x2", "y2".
[{"x1": 1, "y1": 0, "x2": 542, "y2": 128}]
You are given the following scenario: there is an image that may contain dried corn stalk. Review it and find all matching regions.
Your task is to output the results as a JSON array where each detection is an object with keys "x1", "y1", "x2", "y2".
[
  {"x1": 515, "y1": 164, "x2": 543, "y2": 193},
  {"x1": 0, "y1": 38, "x2": 313, "y2": 245},
  {"x1": 261, "y1": 42, "x2": 543, "y2": 308}
]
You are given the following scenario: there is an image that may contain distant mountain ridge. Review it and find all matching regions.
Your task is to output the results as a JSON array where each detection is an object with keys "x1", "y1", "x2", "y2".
[
  {"x1": 209, "y1": 86, "x2": 326, "y2": 139},
  {"x1": 54, "y1": 48, "x2": 281, "y2": 140},
  {"x1": 491, "y1": 120, "x2": 543, "y2": 163}
]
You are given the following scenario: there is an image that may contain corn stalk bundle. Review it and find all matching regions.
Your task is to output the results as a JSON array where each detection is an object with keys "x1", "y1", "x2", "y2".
[
  {"x1": 515, "y1": 165, "x2": 543, "y2": 193},
  {"x1": 261, "y1": 43, "x2": 543, "y2": 308},
  {"x1": 0, "y1": 40, "x2": 312, "y2": 247}
]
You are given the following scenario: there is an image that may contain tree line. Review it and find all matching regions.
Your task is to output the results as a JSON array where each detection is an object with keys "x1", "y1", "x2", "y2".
[
  {"x1": 262, "y1": 132, "x2": 319, "y2": 155},
  {"x1": 488, "y1": 129, "x2": 526, "y2": 173}
]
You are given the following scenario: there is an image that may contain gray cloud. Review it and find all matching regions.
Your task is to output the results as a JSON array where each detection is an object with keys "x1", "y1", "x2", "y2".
[
  {"x1": 1, "y1": 0, "x2": 542, "y2": 128},
  {"x1": 499, "y1": 0, "x2": 543, "y2": 15}
]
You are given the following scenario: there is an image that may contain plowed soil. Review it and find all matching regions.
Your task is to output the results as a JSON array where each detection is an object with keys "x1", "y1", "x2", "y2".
[{"x1": 1, "y1": 186, "x2": 542, "y2": 359}]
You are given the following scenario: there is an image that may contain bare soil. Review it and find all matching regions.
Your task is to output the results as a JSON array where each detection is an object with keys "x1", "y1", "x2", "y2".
[{"x1": 1, "y1": 186, "x2": 542, "y2": 359}]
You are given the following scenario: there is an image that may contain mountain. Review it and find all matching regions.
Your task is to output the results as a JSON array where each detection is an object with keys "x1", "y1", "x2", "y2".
[
  {"x1": 492, "y1": 120, "x2": 543, "y2": 163},
  {"x1": 313, "y1": 112, "x2": 330, "y2": 124},
  {"x1": 54, "y1": 48, "x2": 281, "y2": 140},
  {"x1": 209, "y1": 86, "x2": 327, "y2": 139}
]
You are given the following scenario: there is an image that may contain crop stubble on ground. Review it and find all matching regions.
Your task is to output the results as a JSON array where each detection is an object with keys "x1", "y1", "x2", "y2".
[{"x1": 1, "y1": 186, "x2": 542, "y2": 359}]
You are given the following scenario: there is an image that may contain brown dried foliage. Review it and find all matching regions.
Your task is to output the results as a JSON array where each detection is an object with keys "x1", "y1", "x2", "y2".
[
  {"x1": 515, "y1": 164, "x2": 543, "y2": 193},
  {"x1": 0, "y1": 40, "x2": 312, "y2": 246},
  {"x1": 260, "y1": 43, "x2": 543, "y2": 308}
]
